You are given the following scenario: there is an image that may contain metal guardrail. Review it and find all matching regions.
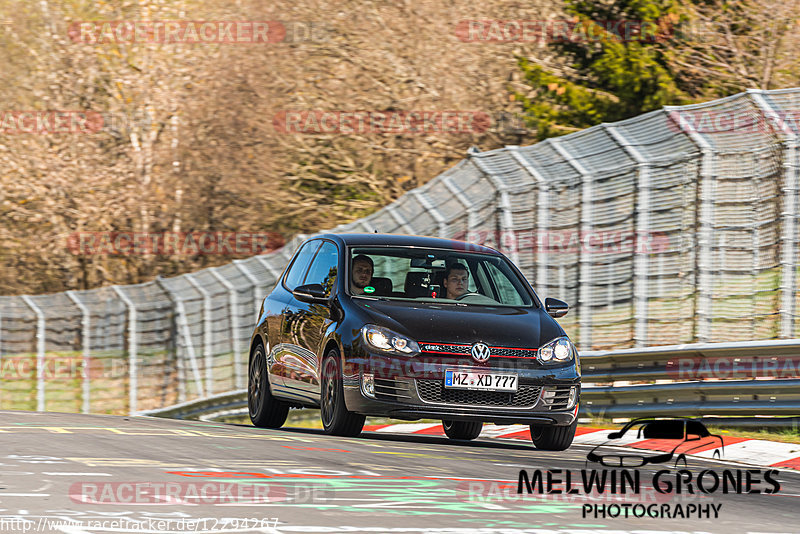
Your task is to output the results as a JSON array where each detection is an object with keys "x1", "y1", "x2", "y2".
[
  {"x1": 581, "y1": 339, "x2": 800, "y2": 419},
  {"x1": 139, "y1": 339, "x2": 800, "y2": 425},
  {"x1": 137, "y1": 389, "x2": 247, "y2": 421}
]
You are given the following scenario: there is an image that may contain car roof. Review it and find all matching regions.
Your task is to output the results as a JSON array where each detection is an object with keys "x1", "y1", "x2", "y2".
[{"x1": 313, "y1": 233, "x2": 501, "y2": 255}]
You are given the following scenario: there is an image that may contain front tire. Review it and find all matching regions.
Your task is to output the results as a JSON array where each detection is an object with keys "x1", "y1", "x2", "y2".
[
  {"x1": 442, "y1": 420, "x2": 483, "y2": 440},
  {"x1": 320, "y1": 348, "x2": 365, "y2": 437},
  {"x1": 248, "y1": 342, "x2": 289, "y2": 428},
  {"x1": 530, "y1": 418, "x2": 577, "y2": 451}
]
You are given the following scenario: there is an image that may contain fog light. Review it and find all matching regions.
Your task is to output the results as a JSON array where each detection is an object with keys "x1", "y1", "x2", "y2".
[
  {"x1": 567, "y1": 386, "x2": 577, "y2": 408},
  {"x1": 362, "y1": 373, "x2": 375, "y2": 398},
  {"x1": 543, "y1": 390, "x2": 557, "y2": 399}
]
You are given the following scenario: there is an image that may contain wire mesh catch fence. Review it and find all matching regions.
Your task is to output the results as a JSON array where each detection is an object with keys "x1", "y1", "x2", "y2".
[{"x1": 1, "y1": 88, "x2": 799, "y2": 414}]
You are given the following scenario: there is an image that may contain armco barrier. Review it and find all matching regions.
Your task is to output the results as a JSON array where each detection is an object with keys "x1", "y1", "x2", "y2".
[
  {"x1": 138, "y1": 339, "x2": 800, "y2": 424},
  {"x1": 580, "y1": 339, "x2": 800, "y2": 418},
  {"x1": 139, "y1": 389, "x2": 247, "y2": 420}
]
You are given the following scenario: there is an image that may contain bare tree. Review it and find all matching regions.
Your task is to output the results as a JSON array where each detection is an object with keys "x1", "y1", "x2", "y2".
[
  {"x1": 673, "y1": 0, "x2": 800, "y2": 95},
  {"x1": 0, "y1": 0, "x2": 566, "y2": 295}
]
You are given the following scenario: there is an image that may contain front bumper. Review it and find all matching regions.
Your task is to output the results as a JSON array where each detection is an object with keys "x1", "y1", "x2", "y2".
[{"x1": 342, "y1": 352, "x2": 580, "y2": 426}]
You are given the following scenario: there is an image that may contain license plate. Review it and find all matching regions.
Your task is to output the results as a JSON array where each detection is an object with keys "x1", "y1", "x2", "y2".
[{"x1": 444, "y1": 369, "x2": 518, "y2": 392}]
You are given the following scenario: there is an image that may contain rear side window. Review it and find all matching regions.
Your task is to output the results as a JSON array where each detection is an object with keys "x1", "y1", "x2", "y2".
[
  {"x1": 483, "y1": 262, "x2": 525, "y2": 305},
  {"x1": 303, "y1": 241, "x2": 339, "y2": 296},
  {"x1": 284, "y1": 240, "x2": 321, "y2": 290}
]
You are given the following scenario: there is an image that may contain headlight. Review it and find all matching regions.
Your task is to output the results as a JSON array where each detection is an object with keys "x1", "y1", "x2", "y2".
[
  {"x1": 361, "y1": 325, "x2": 420, "y2": 356},
  {"x1": 538, "y1": 337, "x2": 574, "y2": 362}
]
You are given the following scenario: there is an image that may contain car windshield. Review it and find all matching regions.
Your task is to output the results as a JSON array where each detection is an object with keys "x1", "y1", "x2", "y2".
[{"x1": 348, "y1": 246, "x2": 535, "y2": 307}]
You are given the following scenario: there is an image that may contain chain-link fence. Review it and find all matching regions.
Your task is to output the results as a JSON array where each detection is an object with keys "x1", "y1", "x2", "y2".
[{"x1": 1, "y1": 88, "x2": 798, "y2": 414}]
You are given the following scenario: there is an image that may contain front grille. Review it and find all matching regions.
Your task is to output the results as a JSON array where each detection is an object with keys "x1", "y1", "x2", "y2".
[
  {"x1": 374, "y1": 378, "x2": 413, "y2": 401},
  {"x1": 420, "y1": 343, "x2": 538, "y2": 360},
  {"x1": 415, "y1": 379, "x2": 541, "y2": 408},
  {"x1": 489, "y1": 347, "x2": 538, "y2": 359}
]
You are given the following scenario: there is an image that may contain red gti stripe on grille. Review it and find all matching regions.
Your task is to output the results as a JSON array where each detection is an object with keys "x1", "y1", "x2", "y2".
[
  {"x1": 419, "y1": 351, "x2": 538, "y2": 359},
  {"x1": 420, "y1": 350, "x2": 473, "y2": 356}
]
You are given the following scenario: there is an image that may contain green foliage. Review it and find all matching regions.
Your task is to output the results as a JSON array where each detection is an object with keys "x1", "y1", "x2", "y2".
[{"x1": 516, "y1": 0, "x2": 689, "y2": 139}]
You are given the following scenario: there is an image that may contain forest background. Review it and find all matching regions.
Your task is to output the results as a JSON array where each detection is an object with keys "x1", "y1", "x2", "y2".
[{"x1": 1, "y1": 0, "x2": 798, "y2": 295}]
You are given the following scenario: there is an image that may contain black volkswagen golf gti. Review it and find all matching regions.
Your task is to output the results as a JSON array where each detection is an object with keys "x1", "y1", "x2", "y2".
[{"x1": 248, "y1": 233, "x2": 580, "y2": 450}]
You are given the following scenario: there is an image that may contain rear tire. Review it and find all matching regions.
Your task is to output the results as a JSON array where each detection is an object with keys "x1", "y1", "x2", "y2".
[
  {"x1": 248, "y1": 342, "x2": 289, "y2": 428},
  {"x1": 530, "y1": 418, "x2": 577, "y2": 451},
  {"x1": 442, "y1": 420, "x2": 483, "y2": 440},
  {"x1": 320, "y1": 348, "x2": 365, "y2": 437}
]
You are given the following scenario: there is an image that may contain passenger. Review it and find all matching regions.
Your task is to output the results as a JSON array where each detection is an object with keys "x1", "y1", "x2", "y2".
[
  {"x1": 351, "y1": 254, "x2": 374, "y2": 295},
  {"x1": 442, "y1": 263, "x2": 469, "y2": 299}
]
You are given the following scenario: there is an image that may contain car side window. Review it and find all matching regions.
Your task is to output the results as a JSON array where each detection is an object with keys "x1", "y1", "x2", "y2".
[
  {"x1": 303, "y1": 241, "x2": 339, "y2": 297},
  {"x1": 284, "y1": 240, "x2": 321, "y2": 290},
  {"x1": 483, "y1": 262, "x2": 524, "y2": 305}
]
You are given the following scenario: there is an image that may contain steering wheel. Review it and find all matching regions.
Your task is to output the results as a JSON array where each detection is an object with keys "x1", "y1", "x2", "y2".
[{"x1": 455, "y1": 292, "x2": 480, "y2": 300}]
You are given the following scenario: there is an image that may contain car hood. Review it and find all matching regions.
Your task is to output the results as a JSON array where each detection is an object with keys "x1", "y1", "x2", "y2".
[{"x1": 351, "y1": 298, "x2": 564, "y2": 348}]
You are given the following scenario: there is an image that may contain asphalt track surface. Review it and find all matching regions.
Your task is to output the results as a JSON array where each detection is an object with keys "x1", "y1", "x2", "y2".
[{"x1": 0, "y1": 411, "x2": 798, "y2": 534}]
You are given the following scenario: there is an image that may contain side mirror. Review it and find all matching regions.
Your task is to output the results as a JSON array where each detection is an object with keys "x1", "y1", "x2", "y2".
[
  {"x1": 293, "y1": 283, "x2": 329, "y2": 304},
  {"x1": 545, "y1": 297, "x2": 569, "y2": 318},
  {"x1": 608, "y1": 431, "x2": 622, "y2": 440}
]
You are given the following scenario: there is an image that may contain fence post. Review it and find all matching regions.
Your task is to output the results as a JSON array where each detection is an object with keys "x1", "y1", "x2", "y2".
[
  {"x1": 0, "y1": 310, "x2": 3, "y2": 386},
  {"x1": 411, "y1": 189, "x2": 448, "y2": 238},
  {"x1": 233, "y1": 260, "x2": 263, "y2": 316},
  {"x1": 254, "y1": 255, "x2": 283, "y2": 282},
  {"x1": 384, "y1": 201, "x2": 415, "y2": 235},
  {"x1": 551, "y1": 138, "x2": 593, "y2": 350},
  {"x1": 184, "y1": 274, "x2": 214, "y2": 395},
  {"x1": 210, "y1": 268, "x2": 243, "y2": 389},
  {"x1": 21, "y1": 296, "x2": 46, "y2": 412},
  {"x1": 155, "y1": 277, "x2": 206, "y2": 399},
  {"x1": 667, "y1": 106, "x2": 715, "y2": 342},
  {"x1": 442, "y1": 168, "x2": 478, "y2": 244},
  {"x1": 111, "y1": 286, "x2": 138, "y2": 413},
  {"x1": 749, "y1": 90, "x2": 798, "y2": 338},
  {"x1": 605, "y1": 124, "x2": 651, "y2": 347},
  {"x1": 509, "y1": 146, "x2": 549, "y2": 297},
  {"x1": 66, "y1": 291, "x2": 91, "y2": 414},
  {"x1": 470, "y1": 148, "x2": 521, "y2": 266}
]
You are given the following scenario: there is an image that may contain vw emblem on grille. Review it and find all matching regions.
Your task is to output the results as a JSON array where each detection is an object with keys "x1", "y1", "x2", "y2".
[{"x1": 471, "y1": 343, "x2": 490, "y2": 363}]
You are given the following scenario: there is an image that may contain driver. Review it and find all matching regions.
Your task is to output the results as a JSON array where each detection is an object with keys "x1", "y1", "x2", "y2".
[
  {"x1": 443, "y1": 263, "x2": 469, "y2": 299},
  {"x1": 351, "y1": 254, "x2": 374, "y2": 295}
]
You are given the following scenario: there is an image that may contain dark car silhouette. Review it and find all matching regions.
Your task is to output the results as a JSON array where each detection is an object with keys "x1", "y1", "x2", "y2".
[
  {"x1": 247, "y1": 233, "x2": 581, "y2": 450},
  {"x1": 586, "y1": 418, "x2": 724, "y2": 468}
]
